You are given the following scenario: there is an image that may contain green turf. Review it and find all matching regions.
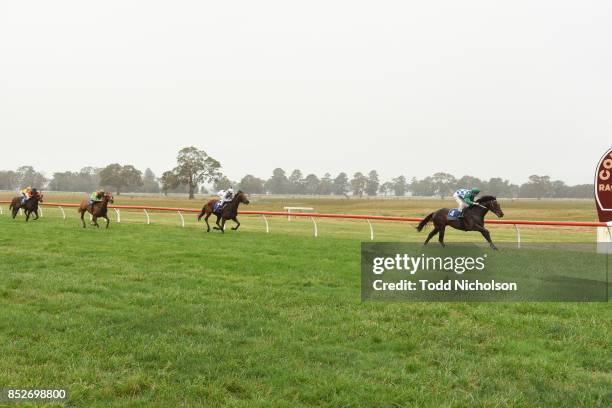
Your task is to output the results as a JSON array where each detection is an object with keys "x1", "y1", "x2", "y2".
[{"x1": 0, "y1": 216, "x2": 610, "y2": 407}]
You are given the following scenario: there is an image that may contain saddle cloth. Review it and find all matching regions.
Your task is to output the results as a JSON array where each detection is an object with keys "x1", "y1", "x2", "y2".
[
  {"x1": 214, "y1": 202, "x2": 224, "y2": 214},
  {"x1": 448, "y1": 208, "x2": 461, "y2": 220}
]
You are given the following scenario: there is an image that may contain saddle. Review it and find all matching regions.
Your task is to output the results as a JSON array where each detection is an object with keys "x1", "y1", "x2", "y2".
[{"x1": 447, "y1": 208, "x2": 462, "y2": 220}]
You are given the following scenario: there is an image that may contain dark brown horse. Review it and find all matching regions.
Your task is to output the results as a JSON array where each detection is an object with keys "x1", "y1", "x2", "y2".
[
  {"x1": 78, "y1": 192, "x2": 114, "y2": 228},
  {"x1": 416, "y1": 195, "x2": 504, "y2": 250},
  {"x1": 9, "y1": 189, "x2": 43, "y2": 221},
  {"x1": 197, "y1": 190, "x2": 250, "y2": 233}
]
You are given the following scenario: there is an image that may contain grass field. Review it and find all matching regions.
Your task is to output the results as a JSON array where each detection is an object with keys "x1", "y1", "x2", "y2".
[{"x1": 0, "y1": 196, "x2": 610, "y2": 406}]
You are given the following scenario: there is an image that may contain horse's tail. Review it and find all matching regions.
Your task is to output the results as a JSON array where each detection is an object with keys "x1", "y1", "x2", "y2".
[
  {"x1": 9, "y1": 202, "x2": 13, "y2": 211},
  {"x1": 197, "y1": 208, "x2": 205, "y2": 221},
  {"x1": 416, "y1": 212, "x2": 434, "y2": 232}
]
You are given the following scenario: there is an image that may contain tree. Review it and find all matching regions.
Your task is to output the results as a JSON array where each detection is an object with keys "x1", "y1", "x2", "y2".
[
  {"x1": 48, "y1": 167, "x2": 100, "y2": 192},
  {"x1": 121, "y1": 165, "x2": 143, "y2": 192},
  {"x1": 318, "y1": 173, "x2": 333, "y2": 195},
  {"x1": 431, "y1": 172, "x2": 456, "y2": 199},
  {"x1": 213, "y1": 176, "x2": 233, "y2": 192},
  {"x1": 455, "y1": 175, "x2": 484, "y2": 191},
  {"x1": 16, "y1": 166, "x2": 47, "y2": 189},
  {"x1": 519, "y1": 175, "x2": 552, "y2": 199},
  {"x1": 365, "y1": 170, "x2": 380, "y2": 196},
  {"x1": 239, "y1": 175, "x2": 265, "y2": 194},
  {"x1": 48, "y1": 171, "x2": 76, "y2": 191},
  {"x1": 77, "y1": 167, "x2": 101, "y2": 192},
  {"x1": 409, "y1": 176, "x2": 435, "y2": 196},
  {"x1": 350, "y1": 172, "x2": 368, "y2": 197},
  {"x1": 551, "y1": 180, "x2": 568, "y2": 198},
  {"x1": 173, "y1": 146, "x2": 222, "y2": 199},
  {"x1": 566, "y1": 184, "x2": 592, "y2": 198},
  {"x1": 379, "y1": 181, "x2": 394, "y2": 196},
  {"x1": 392, "y1": 176, "x2": 408, "y2": 196},
  {"x1": 160, "y1": 171, "x2": 179, "y2": 196},
  {"x1": 487, "y1": 177, "x2": 510, "y2": 197},
  {"x1": 99, "y1": 164, "x2": 143, "y2": 194},
  {"x1": 99, "y1": 164, "x2": 123, "y2": 193},
  {"x1": 288, "y1": 169, "x2": 304, "y2": 194},
  {"x1": 0, "y1": 170, "x2": 19, "y2": 190},
  {"x1": 265, "y1": 168, "x2": 290, "y2": 194},
  {"x1": 142, "y1": 168, "x2": 160, "y2": 193},
  {"x1": 333, "y1": 172, "x2": 349, "y2": 195},
  {"x1": 303, "y1": 174, "x2": 320, "y2": 195}
]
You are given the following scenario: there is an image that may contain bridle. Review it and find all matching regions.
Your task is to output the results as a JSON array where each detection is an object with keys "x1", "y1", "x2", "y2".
[{"x1": 475, "y1": 199, "x2": 500, "y2": 217}]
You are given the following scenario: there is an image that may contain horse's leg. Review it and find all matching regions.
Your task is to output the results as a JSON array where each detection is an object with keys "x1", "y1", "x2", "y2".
[
  {"x1": 231, "y1": 217, "x2": 240, "y2": 230},
  {"x1": 423, "y1": 227, "x2": 439, "y2": 245},
  {"x1": 220, "y1": 218, "x2": 226, "y2": 233},
  {"x1": 33, "y1": 209, "x2": 39, "y2": 220},
  {"x1": 213, "y1": 214, "x2": 221, "y2": 230},
  {"x1": 438, "y1": 226, "x2": 446, "y2": 247},
  {"x1": 474, "y1": 225, "x2": 497, "y2": 250},
  {"x1": 80, "y1": 210, "x2": 86, "y2": 228},
  {"x1": 93, "y1": 215, "x2": 99, "y2": 228},
  {"x1": 25, "y1": 210, "x2": 30, "y2": 222},
  {"x1": 89, "y1": 207, "x2": 96, "y2": 225},
  {"x1": 105, "y1": 216, "x2": 110, "y2": 229},
  {"x1": 204, "y1": 212, "x2": 212, "y2": 232}
]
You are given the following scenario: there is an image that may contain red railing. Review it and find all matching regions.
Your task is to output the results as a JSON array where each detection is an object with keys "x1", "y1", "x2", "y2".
[
  {"x1": 1, "y1": 201, "x2": 609, "y2": 245},
  {"x1": 0, "y1": 200, "x2": 607, "y2": 226}
]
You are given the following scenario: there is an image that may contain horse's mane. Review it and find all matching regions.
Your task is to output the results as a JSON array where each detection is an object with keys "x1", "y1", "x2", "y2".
[{"x1": 477, "y1": 195, "x2": 496, "y2": 203}]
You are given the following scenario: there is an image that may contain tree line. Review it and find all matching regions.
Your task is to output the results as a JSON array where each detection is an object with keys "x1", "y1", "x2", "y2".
[{"x1": 0, "y1": 147, "x2": 593, "y2": 199}]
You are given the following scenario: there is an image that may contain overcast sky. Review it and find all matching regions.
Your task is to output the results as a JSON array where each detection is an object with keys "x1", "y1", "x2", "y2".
[{"x1": 1, "y1": 1, "x2": 610, "y2": 185}]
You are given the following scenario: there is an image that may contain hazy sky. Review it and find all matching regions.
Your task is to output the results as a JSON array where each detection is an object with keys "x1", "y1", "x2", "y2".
[{"x1": 1, "y1": 1, "x2": 610, "y2": 185}]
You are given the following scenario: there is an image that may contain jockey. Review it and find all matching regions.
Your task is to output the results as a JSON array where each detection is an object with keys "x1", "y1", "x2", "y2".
[
  {"x1": 89, "y1": 189, "x2": 105, "y2": 206},
  {"x1": 217, "y1": 187, "x2": 235, "y2": 209},
  {"x1": 453, "y1": 187, "x2": 480, "y2": 217},
  {"x1": 20, "y1": 186, "x2": 33, "y2": 204}
]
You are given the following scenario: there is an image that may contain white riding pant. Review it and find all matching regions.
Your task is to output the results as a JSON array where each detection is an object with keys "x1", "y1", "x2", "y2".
[{"x1": 454, "y1": 196, "x2": 468, "y2": 211}]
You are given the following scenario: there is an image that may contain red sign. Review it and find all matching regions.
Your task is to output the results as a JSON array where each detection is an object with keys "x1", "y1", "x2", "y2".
[{"x1": 595, "y1": 147, "x2": 612, "y2": 222}]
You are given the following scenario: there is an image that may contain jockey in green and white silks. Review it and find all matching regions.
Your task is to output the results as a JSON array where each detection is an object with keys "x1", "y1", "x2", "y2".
[{"x1": 453, "y1": 188, "x2": 480, "y2": 216}]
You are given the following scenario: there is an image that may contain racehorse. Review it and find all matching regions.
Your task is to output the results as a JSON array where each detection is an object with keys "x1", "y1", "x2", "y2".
[
  {"x1": 416, "y1": 195, "x2": 504, "y2": 250},
  {"x1": 197, "y1": 190, "x2": 250, "y2": 233},
  {"x1": 78, "y1": 192, "x2": 114, "y2": 228},
  {"x1": 9, "y1": 189, "x2": 44, "y2": 221}
]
